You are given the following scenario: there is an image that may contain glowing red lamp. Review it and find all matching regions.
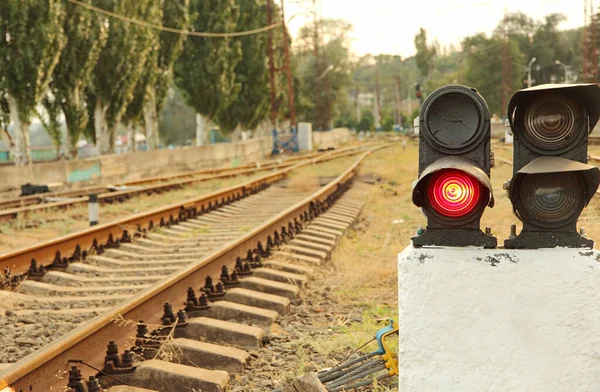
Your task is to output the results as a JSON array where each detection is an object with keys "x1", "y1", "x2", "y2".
[{"x1": 427, "y1": 170, "x2": 482, "y2": 218}]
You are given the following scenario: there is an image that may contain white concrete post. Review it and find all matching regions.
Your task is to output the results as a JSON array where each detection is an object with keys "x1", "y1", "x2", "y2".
[{"x1": 399, "y1": 245, "x2": 600, "y2": 391}]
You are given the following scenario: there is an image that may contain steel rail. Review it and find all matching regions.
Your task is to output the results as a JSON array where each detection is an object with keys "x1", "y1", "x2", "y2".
[
  {"x1": 0, "y1": 146, "x2": 386, "y2": 391},
  {"x1": 0, "y1": 146, "x2": 371, "y2": 221},
  {"x1": 0, "y1": 146, "x2": 373, "y2": 276},
  {"x1": 0, "y1": 151, "x2": 326, "y2": 212},
  {"x1": 0, "y1": 162, "x2": 298, "y2": 222}
]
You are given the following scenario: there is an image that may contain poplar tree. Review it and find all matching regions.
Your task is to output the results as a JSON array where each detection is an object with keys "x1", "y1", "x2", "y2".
[
  {"x1": 47, "y1": 0, "x2": 109, "y2": 158},
  {"x1": 122, "y1": 0, "x2": 164, "y2": 152},
  {"x1": 0, "y1": 0, "x2": 66, "y2": 165},
  {"x1": 90, "y1": 0, "x2": 158, "y2": 155},
  {"x1": 145, "y1": 0, "x2": 190, "y2": 150},
  {"x1": 0, "y1": 91, "x2": 10, "y2": 151},
  {"x1": 174, "y1": 0, "x2": 242, "y2": 146},
  {"x1": 216, "y1": 0, "x2": 270, "y2": 135}
]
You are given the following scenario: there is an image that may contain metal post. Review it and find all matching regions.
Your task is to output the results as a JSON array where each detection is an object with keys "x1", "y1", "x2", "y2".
[
  {"x1": 375, "y1": 62, "x2": 382, "y2": 131},
  {"x1": 527, "y1": 57, "x2": 537, "y2": 88},
  {"x1": 280, "y1": 0, "x2": 296, "y2": 132},
  {"x1": 313, "y1": 0, "x2": 321, "y2": 130},
  {"x1": 395, "y1": 76, "x2": 402, "y2": 126},
  {"x1": 88, "y1": 194, "x2": 99, "y2": 226},
  {"x1": 266, "y1": 0, "x2": 278, "y2": 133},
  {"x1": 555, "y1": 60, "x2": 569, "y2": 83}
]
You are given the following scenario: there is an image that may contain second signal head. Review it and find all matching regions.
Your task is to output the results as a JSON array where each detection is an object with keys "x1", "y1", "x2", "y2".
[
  {"x1": 412, "y1": 85, "x2": 496, "y2": 248},
  {"x1": 505, "y1": 84, "x2": 600, "y2": 249}
]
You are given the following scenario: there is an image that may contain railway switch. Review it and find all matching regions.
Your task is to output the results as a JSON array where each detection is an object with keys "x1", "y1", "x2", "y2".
[
  {"x1": 411, "y1": 85, "x2": 496, "y2": 247},
  {"x1": 504, "y1": 84, "x2": 600, "y2": 248}
]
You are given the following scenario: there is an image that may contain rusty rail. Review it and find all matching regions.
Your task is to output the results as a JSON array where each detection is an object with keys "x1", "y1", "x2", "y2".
[
  {"x1": 0, "y1": 151, "x2": 325, "y2": 212},
  {"x1": 0, "y1": 146, "x2": 387, "y2": 391},
  {"x1": 0, "y1": 146, "x2": 369, "y2": 222},
  {"x1": 0, "y1": 146, "x2": 373, "y2": 275}
]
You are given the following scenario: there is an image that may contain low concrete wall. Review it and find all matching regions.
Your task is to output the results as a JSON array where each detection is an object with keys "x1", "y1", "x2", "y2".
[
  {"x1": 0, "y1": 137, "x2": 271, "y2": 192},
  {"x1": 312, "y1": 128, "x2": 352, "y2": 149}
]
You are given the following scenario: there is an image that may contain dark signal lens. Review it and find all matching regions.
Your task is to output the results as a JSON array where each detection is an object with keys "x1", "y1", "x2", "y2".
[
  {"x1": 523, "y1": 96, "x2": 582, "y2": 151},
  {"x1": 427, "y1": 170, "x2": 482, "y2": 218},
  {"x1": 425, "y1": 93, "x2": 481, "y2": 148},
  {"x1": 517, "y1": 173, "x2": 585, "y2": 226}
]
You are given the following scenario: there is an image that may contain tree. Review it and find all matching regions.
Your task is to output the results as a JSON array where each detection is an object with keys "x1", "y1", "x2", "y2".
[
  {"x1": 47, "y1": 0, "x2": 108, "y2": 158},
  {"x1": 174, "y1": 0, "x2": 242, "y2": 146},
  {"x1": 144, "y1": 0, "x2": 189, "y2": 150},
  {"x1": 0, "y1": 89, "x2": 11, "y2": 151},
  {"x1": 492, "y1": 11, "x2": 536, "y2": 56},
  {"x1": 0, "y1": 0, "x2": 66, "y2": 165},
  {"x1": 90, "y1": 0, "x2": 160, "y2": 155},
  {"x1": 414, "y1": 27, "x2": 437, "y2": 83},
  {"x1": 358, "y1": 109, "x2": 374, "y2": 131},
  {"x1": 158, "y1": 87, "x2": 197, "y2": 146},
  {"x1": 462, "y1": 33, "x2": 524, "y2": 115},
  {"x1": 39, "y1": 95, "x2": 63, "y2": 157},
  {"x1": 122, "y1": 0, "x2": 163, "y2": 152},
  {"x1": 531, "y1": 13, "x2": 569, "y2": 84},
  {"x1": 215, "y1": 0, "x2": 269, "y2": 135},
  {"x1": 294, "y1": 18, "x2": 354, "y2": 130}
]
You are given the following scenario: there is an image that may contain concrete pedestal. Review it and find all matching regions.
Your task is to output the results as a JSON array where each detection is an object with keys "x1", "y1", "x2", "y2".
[
  {"x1": 399, "y1": 245, "x2": 600, "y2": 391},
  {"x1": 298, "y1": 122, "x2": 313, "y2": 151}
]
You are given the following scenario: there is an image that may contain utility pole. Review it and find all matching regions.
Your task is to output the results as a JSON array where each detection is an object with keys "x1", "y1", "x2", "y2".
[
  {"x1": 280, "y1": 0, "x2": 296, "y2": 130},
  {"x1": 323, "y1": 56, "x2": 331, "y2": 129},
  {"x1": 526, "y1": 57, "x2": 537, "y2": 88},
  {"x1": 266, "y1": 0, "x2": 278, "y2": 131},
  {"x1": 584, "y1": 0, "x2": 597, "y2": 82},
  {"x1": 375, "y1": 61, "x2": 382, "y2": 130},
  {"x1": 373, "y1": 92, "x2": 381, "y2": 130},
  {"x1": 584, "y1": 0, "x2": 589, "y2": 82},
  {"x1": 355, "y1": 81, "x2": 361, "y2": 124},
  {"x1": 313, "y1": 0, "x2": 322, "y2": 130},
  {"x1": 395, "y1": 76, "x2": 402, "y2": 125}
]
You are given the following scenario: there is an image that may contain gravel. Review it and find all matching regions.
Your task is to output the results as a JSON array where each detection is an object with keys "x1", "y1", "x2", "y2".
[{"x1": 0, "y1": 311, "x2": 103, "y2": 363}]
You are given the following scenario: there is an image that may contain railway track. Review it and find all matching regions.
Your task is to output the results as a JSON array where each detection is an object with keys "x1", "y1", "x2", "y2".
[
  {"x1": 0, "y1": 146, "x2": 372, "y2": 277},
  {"x1": 0, "y1": 148, "x2": 366, "y2": 223},
  {"x1": 0, "y1": 146, "x2": 385, "y2": 391}
]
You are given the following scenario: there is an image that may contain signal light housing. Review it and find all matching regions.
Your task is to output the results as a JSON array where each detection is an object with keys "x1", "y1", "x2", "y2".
[
  {"x1": 505, "y1": 84, "x2": 600, "y2": 249},
  {"x1": 412, "y1": 85, "x2": 496, "y2": 248}
]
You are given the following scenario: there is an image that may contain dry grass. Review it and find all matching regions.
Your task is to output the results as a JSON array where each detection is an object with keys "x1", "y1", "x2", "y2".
[{"x1": 287, "y1": 155, "x2": 360, "y2": 193}]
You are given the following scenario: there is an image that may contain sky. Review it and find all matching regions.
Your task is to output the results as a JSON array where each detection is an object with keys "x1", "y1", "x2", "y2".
[{"x1": 284, "y1": 0, "x2": 584, "y2": 58}]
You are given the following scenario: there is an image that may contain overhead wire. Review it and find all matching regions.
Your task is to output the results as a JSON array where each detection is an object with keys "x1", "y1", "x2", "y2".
[{"x1": 65, "y1": 0, "x2": 281, "y2": 37}]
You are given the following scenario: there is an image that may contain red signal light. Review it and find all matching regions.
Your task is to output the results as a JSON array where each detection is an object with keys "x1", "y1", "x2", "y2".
[{"x1": 427, "y1": 170, "x2": 482, "y2": 218}]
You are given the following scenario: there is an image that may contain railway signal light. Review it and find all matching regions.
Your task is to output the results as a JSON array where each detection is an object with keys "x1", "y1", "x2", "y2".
[
  {"x1": 505, "y1": 84, "x2": 600, "y2": 248},
  {"x1": 411, "y1": 85, "x2": 496, "y2": 248}
]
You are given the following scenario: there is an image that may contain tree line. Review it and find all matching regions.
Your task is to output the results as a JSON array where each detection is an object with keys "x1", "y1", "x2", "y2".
[
  {"x1": 413, "y1": 11, "x2": 589, "y2": 117},
  {"x1": 0, "y1": 0, "x2": 354, "y2": 166}
]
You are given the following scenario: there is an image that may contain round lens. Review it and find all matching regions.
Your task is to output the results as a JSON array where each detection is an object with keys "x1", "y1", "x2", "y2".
[
  {"x1": 522, "y1": 96, "x2": 582, "y2": 151},
  {"x1": 425, "y1": 93, "x2": 481, "y2": 148},
  {"x1": 518, "y1": 173, "x2": 584, "y2": 225},
  {"x1": 427, "y1": 170, "x2": 483, "y2": 218}
]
